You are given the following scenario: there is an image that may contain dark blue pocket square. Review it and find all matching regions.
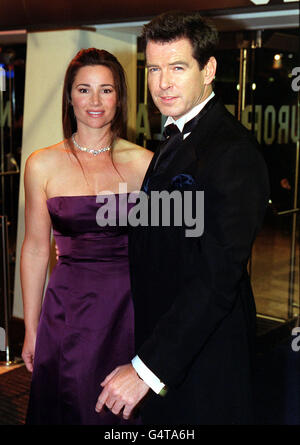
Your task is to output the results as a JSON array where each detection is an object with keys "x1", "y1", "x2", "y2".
[{"x1": 171, "y1": 174, "x2": 196, "y2": 189}]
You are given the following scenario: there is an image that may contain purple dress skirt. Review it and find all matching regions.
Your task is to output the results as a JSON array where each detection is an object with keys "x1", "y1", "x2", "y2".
[{"x1": 26, "y1": 195, "x2": 139, "y2": 425}]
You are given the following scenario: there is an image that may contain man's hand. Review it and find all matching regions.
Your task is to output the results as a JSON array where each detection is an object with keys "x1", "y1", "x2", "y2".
[
  {"x1": 95, "y1": 364, "x2": 150, "y2": 420},
  {"x1": 55, "y1": 244, "x2": 59, "y2": 261}
]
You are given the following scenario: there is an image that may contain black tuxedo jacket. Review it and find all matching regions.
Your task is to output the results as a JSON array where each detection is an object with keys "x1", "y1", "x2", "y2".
[{"x1": 128, "y1": 97, "x2": 270, "y2": 424}]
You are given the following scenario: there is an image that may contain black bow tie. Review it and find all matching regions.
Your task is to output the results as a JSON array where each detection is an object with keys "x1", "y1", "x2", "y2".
[
  {"x1": 154, "y1": 97, "x2": 218, "y2": 173},
  {"x1": 163, "y1": 123, "x2": 181, "y2": 139},
  {"x1": 155, "y1": 114, "x2": 202, "y2": 173},
  {"x1": 163, "y1": 113, "x2": 203, "y2": 141}
]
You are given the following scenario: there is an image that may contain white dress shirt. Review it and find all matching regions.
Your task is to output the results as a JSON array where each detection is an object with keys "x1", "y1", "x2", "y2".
[
  {"x1": 164, "y1": 91, "x2": 215, "y2": 138},
  {"x1": 131, "y1": 92, "x2": 215, "y2": 394}
]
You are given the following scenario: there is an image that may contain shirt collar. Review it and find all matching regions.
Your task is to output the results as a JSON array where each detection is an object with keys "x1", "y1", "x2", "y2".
[{"x1": 164, "y1": 91, "x2": 215, "y2": 133}]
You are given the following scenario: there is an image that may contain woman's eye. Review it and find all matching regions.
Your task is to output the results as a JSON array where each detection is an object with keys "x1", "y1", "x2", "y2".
[
  {"x1": 79, "y1": 88, "x2": 88, "y2": 93},
  {"x1": 102, "y1": 89, "x2": 112, "y2": 94}
]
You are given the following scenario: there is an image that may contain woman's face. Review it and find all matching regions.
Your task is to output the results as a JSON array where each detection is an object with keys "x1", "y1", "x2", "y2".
[{"x1": 71, "y1": 65, "x2": 117, "y2": 132}]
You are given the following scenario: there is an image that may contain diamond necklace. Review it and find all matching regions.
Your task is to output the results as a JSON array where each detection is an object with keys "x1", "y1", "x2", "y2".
[{"x1": 72, "y1": 133, "x2": 111, "y2": 156}]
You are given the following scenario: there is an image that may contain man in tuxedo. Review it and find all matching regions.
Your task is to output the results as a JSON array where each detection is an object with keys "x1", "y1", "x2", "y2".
[{"x1": 96, "y1": 11, "x2": 269, "y2": 424}]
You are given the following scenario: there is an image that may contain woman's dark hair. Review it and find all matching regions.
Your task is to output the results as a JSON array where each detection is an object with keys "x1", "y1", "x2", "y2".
[
  {"x1": 62, "y1": 48, "x2": 127, "y2": 145},
  {"x1": 141, "y1": 11, "x2": 219, "y2": 70}
]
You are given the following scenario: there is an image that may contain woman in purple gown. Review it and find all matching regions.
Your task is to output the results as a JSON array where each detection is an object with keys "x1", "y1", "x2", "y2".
[{"x1": 20, "y1": 48, "x2": 153, "y2": 425}]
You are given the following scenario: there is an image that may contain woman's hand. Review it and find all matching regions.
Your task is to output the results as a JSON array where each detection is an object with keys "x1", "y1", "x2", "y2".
[
  {"x1": 22, "y1": 331, "x2": 37, "y2": 372},
  {"x1": 55, "y1": 244, "x2": 60, "y2": 261}
]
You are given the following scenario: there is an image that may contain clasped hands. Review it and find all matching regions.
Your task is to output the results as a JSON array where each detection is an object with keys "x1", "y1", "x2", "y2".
[{"x1": 95, "y1": 363, "x2": 150, "y2": 420}]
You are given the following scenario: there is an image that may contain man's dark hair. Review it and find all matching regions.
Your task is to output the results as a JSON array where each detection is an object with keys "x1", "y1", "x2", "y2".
[{"x1": 141, "y1": 11, "x2": 219, "y2": 70}]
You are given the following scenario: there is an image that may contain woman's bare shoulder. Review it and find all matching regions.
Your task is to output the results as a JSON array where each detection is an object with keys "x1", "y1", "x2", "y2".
[
  {"x1": 26, "y1": 140, "x2": 68, "y2": 171},
  {"x1": 114, "y1": 138, "x2": 153, "y2": 163}
]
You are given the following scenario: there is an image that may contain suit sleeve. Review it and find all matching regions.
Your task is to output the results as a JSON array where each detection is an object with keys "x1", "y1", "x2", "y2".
[{"x1": 137, "y1": 139, "x2": 270, "y2": 388}]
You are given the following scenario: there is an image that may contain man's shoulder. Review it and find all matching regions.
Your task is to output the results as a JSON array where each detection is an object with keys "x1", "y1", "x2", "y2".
[
  {"x1": 194, "y1": 98, "x2": 260, "y2": 152},
  {"x1": 190, "y1": 99, "x2": 267, "y2": 177}
]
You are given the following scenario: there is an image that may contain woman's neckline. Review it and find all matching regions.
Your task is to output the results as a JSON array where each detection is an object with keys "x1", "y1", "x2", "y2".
[{"x1": 46, "y1": 192, "x2": 138, "y2": 202}]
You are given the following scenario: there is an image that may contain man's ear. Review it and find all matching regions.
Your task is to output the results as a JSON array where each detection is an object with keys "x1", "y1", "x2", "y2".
[{"x1": 203, "y1": 57, "x2": 217, "y2": 85}]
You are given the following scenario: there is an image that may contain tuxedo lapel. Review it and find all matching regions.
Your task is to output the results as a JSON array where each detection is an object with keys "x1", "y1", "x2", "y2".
[
  {"x1": 151, "y1": 137, "x2": 198, "y2": 190},
  {"x1": 141, "y1": 143, "x2": 162, "y2": 192},
  {"x1": 143, "y1": 96, "x2": 221, "y2": 192}
]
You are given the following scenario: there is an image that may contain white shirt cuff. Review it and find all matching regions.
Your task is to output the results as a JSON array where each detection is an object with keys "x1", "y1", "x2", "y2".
[{"x1": 131, "y1": 355, "x2": 166, "y2": 394}]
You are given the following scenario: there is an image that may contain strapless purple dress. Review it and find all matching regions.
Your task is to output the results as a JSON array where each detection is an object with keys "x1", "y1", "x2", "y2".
[{"x1": 26, "y1": 194, "x2": 138, "y2": 425}]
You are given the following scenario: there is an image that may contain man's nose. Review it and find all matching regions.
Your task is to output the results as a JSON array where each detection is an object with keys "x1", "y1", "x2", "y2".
[{"x1": 159, "y1": 71, "x2": 172, "y2": 90}]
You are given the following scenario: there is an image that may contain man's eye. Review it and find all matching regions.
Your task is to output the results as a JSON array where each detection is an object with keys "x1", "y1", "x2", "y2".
[
  {"x1": 148, "y1": 67, "x2": 159, "y2": 73},
  {"x1": 174, "y1": 66, "x2": 184, "y2": 71}
]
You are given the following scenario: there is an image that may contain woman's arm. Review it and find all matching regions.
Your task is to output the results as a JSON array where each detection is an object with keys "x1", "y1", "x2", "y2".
[{"x1": 20, "y1": 152, "x2": 51, "y2": 372}]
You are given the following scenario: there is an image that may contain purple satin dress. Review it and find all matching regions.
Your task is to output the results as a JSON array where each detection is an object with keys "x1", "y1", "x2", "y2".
[{"x1": 26, "y1": 194, "x2": 138, "y2": 425}]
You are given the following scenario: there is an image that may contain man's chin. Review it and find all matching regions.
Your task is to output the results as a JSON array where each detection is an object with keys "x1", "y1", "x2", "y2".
[{"x1": 157, "y1": 106, "x2": 183, "y2": 120}]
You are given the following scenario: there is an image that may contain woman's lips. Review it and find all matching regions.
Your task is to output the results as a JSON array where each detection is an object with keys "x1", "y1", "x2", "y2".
[{"x1": 87, "y1": 111, "x2": 104, "y2": 117}]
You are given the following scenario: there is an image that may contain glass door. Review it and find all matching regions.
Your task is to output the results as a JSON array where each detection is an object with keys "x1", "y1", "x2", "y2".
[{"x1": 214, "y1": 28, "x2": 300, "y2": 327}]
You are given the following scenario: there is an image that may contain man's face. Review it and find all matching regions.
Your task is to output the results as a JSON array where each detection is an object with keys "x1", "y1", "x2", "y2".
[{"x1": 146, "y1": 38, "x2": 213, "y2": 120}]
